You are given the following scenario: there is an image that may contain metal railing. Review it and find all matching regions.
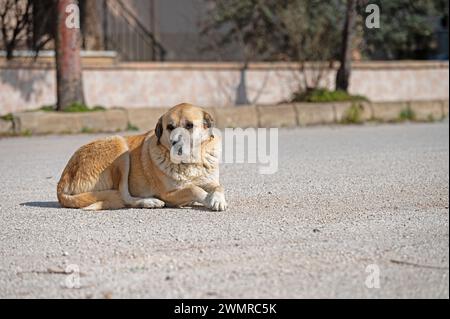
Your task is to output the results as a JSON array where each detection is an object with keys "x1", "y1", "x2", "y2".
[{"x1": 103, "y1": 0, "x2": 166, "y2": 61}]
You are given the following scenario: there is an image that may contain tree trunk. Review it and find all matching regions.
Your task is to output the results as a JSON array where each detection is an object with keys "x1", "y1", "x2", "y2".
[
  {"x1": 5, "y1": 44, "x2": 14, "y2": 60},
  {"x1": 55, "y1": 0, "x2": 85, "y2": 111},
  {"x1": 336, "y1": 0, "x2": 356, "y2": 92},
  {"x1": 235, "y1": 62, "x2": 250, "y2": 105},
  {"x1": 80, "y1": 0, "x2": 104, "y2": 50}
]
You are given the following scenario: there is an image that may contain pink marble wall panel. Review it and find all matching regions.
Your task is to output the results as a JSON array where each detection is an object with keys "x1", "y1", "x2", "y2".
[{"x1": 0, "y1": 62, "x2": 448, "y2": 114}]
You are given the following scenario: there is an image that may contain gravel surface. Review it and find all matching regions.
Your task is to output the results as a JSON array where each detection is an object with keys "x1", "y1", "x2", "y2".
[{"x1": 0, "y1": 122, "x2": 448, "y2": 298}]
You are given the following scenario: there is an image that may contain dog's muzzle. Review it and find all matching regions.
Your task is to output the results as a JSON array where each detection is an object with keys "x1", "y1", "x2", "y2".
[{"x1": 169, "y1": 128, "x2": 202, "y2": 164}]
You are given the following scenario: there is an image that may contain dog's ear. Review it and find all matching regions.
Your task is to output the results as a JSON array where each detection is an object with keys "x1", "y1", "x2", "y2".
[
  {"x1": 155, "y1": 117, "x2": 163, "y2": 145},
  {"x1": 203, "y1": 111, "x2": 214, "y2": 129}
]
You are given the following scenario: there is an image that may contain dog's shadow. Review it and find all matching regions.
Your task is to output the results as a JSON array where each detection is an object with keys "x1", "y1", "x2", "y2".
[
  {"x1": 19, "y1": 202, "x2": 213, "y2": 212},
  {"x1": 20, "y1": 201, "x2": 61, "y2": 209}
]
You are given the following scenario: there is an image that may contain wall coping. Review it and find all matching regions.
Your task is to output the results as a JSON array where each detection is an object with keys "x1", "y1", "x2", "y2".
[
  {"x1": 0, "y1": 50, "x2": 118, "y2": 58},
  {"x1": 0, "y1": 59, "x2": 448, "y2": 71},
  {"x1": 115, "y1": 60, "x2": 450, "y2": 71}
]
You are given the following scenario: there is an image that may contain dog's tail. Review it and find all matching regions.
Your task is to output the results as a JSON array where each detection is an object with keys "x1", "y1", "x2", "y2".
[{"x1": 57, "y1": 183, "x2": 124, "y2": 211}]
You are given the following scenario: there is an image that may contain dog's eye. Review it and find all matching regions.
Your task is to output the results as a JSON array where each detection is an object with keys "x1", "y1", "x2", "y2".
[
  {"x1": 185, "y1": 122, "x2": 193, "y2": 130},
  {"x1": 166, "y1": 124, "x2": 175, "y2": 131}
]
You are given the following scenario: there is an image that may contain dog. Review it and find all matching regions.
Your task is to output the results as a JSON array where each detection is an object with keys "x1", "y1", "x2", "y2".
[{"x1": 57, "y1": 103, "x2": 227, "y2": 211}]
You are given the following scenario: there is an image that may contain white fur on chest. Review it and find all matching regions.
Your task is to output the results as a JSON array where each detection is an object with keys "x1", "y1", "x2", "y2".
[{"x1": 149, "y1": 140, "x2": 220, "y2": 191}]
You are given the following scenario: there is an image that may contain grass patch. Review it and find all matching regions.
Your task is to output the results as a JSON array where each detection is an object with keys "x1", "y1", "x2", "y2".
[
  {"x1": 81, "y1": 127, "x2": 95, "y2": 134},
  {"x1": 39, "y1": 105, "x2": 55, "y2": 112},
  {"x1": 21, "y1": 129, "x2": 32, "y2": 137},
  {"x1": 0, "y1": 113, "x2": 13, "y2": 122},
  {"x1": 38, "y1": 103, "x2": 106, "y2": 113},
  {"x1": 399, "y1": 107, "x2": 416, "y2": 121},
  {"x1": 292, "y1": 88, "x2": 369, "y2": 103},
  {"x1": 341, "y1": 103, "x2": 363, "y2": 124},
  {"x1": 127, "y1": 122, "x2": 139, "y2": 131}
]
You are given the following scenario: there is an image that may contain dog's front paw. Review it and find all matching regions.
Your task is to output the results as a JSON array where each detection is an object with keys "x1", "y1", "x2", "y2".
[
  {"x1": 204, "y1": 192, "x2": 228, "y2": 211},
  {"x1": 138, "y1": 198, "x2": 165, "y2": 208}
]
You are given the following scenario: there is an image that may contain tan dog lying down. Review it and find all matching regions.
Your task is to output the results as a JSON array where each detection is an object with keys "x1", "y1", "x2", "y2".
[{"x1": 57, "y1": 103, "x2": 227, "y2": 211}]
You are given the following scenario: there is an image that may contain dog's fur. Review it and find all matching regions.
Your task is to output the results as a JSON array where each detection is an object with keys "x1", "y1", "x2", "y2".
[{"x1": 57, "y1": 103, "x2": 227, "y2": 211}]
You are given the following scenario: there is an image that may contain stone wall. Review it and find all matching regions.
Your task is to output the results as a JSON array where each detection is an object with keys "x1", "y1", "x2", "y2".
[{"x1": 0, "y1": 61, "x2": 448, "y2": 115}]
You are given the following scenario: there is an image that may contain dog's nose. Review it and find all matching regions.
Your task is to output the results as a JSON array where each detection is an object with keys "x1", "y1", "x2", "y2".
[{"x1": 177, "y1": 147, "x2": 183, "y2": 156}]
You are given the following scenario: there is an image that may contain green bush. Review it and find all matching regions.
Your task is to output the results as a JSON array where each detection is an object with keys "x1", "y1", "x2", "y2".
[{"x1": 291, "y1": 88, "x2": 368, "y2": 103}]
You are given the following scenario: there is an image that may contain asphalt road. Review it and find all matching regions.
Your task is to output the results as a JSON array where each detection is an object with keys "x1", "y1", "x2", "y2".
[{"x1": 0, "y1": 122, "x2": 448, "y2": 298}]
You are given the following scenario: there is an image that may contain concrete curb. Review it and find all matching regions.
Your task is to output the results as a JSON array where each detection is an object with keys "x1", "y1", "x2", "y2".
[
  {"x1": 11, "y1": 109, "x2": 128, "y2": 135},
  {"x1": 127, "y1": 107, "x2": 169, "y2": 132},
  {"x1": 0, "y1": 118, "x2": 13, "y2": 135},
  {"x1": 295, "y1": 102, "x2": 335, "y2": 126},
  {"x1": 258, "y1": 104, "x2": 297, "y2": 128},
  {"x1": 209, "y1": 105, "x2": 259, "y2": 129},
  {"x1": 334, "y1": 101, "x2": 373, "y2": 123},
  {"x1": 371, "y1": 102, "x2": 409, "y2": 122},
  {"x1": 442, "y1": 100, "x2": 449, "y2": 117},
  {"x1": 409, "y1": 101, "x2": 445, "y2": 121},
  {"x1": 1, "y1": 100, "x2": 448, "y2": 136}
]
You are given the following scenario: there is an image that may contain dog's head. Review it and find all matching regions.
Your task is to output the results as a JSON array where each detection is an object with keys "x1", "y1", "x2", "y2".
[{"x1": 155, "y1": 103, "x2": 215, "y2": 163}]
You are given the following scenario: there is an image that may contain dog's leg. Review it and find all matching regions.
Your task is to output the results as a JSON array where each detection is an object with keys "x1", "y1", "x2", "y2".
[
  {"x1": 117, "y1": 152, "x2": 165, "y2": 208},
  {"x1": 162, "y1": 185, "x2": 226, "y2": 211},
  {"x1": 160, "y1": 185, "x2": 208, "y2": 208},
  {"x1": 199, "y1": 183, "x2": 228, "y2": 211}
]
